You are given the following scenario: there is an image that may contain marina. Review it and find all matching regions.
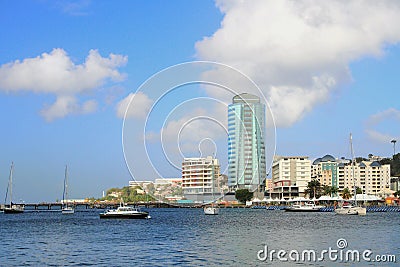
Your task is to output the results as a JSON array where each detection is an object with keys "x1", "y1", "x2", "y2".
[{"x1": 0, "y1": 208, "x2": 399, "y2": 266}]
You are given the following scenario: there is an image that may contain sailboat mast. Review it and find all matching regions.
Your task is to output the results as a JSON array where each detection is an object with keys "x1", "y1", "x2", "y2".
[
  {"x1": 63, "y1": 165, "x2": 68, "y2": 206},
  {"x1": 211, "y1": 157, "x2": 214, "y2": 200},
  {"x1": 350, "y1": 134, "x2": 357, "y2": 206},
  {"x1": 9, "y1": 162, "x2": 14, "y2": 206}
]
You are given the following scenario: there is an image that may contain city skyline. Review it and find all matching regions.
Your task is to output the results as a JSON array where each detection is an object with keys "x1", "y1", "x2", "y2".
[{"x1": 1, "y1": 1, "x2": 400, "y2": 202}]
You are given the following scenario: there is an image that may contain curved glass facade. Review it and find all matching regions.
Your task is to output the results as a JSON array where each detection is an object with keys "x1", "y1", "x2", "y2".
[{"x1": 228, "y1": 93, "x2": 266, "y2": 191}]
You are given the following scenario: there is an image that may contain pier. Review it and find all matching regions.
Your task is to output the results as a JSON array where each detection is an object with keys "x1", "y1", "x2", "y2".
[{"x1": 17, "y1": 201, "x2": 177, "y2": 210}]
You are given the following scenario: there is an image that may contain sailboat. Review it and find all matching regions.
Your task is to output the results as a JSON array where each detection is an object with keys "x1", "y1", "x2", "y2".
[
  {"x1": 3, "y1": 162, "x2": 24, "y2": 214},
  {"x1": 335, "y1": 134, "x2": 367, "y2": 216},
  {"x1": 204, "y1": 157, "x2": 219, "y2": 215},
  {"x1": 62, "y1": 165, "x2": 75, "y2": 214}
]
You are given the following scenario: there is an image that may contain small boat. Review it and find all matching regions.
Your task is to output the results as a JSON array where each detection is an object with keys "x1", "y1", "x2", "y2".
[
  {"x1": 204, "y1": 206, "x2": 219, "y2": 215},
  {"x1": 3, "y1": 162, "x2": 24, "y2": 214},
  {"x1": 62, "y1": 165, "x2": 74, "y2": 214},
  {"x1": 334, "y1": 204, "x2": 359, "y2": 215},
  {"x1": 285, "y1": 201, "x2": 323, "y2": 212},
  {"x1": 99, "y1": 203, "x2": 150, "y2": 219}
]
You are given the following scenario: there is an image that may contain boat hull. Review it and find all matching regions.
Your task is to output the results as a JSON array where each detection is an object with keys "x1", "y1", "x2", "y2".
[
  {"x1": 334, "y1": 206, "x2": 366, "y2": 215},
  {"x1": 4, "y1": 207, "x2": 24, "y2": 214},
  {"x1": 99, "y1": 212, "x2": 149, "y2": 219},
  {"x1": 204, "y1": 207, "x2": 219, "y2": 215},
  {"x1": 285, "y1": 207, "x2": 321, "y2": 212},
  {"x1": 62, "y1": 208, "x2": 75, "y2": 214}
]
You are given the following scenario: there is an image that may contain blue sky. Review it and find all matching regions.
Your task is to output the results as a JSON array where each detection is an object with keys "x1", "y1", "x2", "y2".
[{"x1": 1, "y1": 0, "x2": 400, "y2": 202}]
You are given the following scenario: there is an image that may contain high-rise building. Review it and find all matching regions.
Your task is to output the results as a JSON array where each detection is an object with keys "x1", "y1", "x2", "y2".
[{"x1": 227, "y1": 93, "x2": 266, "y2": 191}]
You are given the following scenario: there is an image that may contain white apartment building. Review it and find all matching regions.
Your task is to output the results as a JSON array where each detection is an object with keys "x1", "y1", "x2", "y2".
[
  {"x1": 312, "y1": 154, "x2": 391, "y2": 196},
  {"x1": 337, "y1": 161, "x2": 391, "y2": 195},
  {"x1": 271, "y1": 156, "x2": 311, "y2": 198},
  {"x1": 182, "y1": 156, "x2": 220, "y2": 199}
]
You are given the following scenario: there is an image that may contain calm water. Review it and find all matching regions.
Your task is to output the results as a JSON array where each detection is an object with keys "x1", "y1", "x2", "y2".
[{"x1": 0, "y1": 208, "x2": 399, "y2": 266}]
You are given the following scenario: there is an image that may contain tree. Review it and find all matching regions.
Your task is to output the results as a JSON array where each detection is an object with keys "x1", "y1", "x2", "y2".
[
  {"x1": 235, "y1": 189, "x2": 253, "y2": 203},
  {"x1": 380, "y1": 153, "x2": 400, "y2": 176},
  {"x1": 341, "y1": 188, "x2": 352, "y2": 200},
  {"x1": 356, "y1": 187, "x2": 363, "y2": 195},
  {"x1": 355, "y1": 157, "x2": 367, "y2": 163},
  {"x1": 304, "y1": 179, "x2": 323, "y2": 198},
  {"x1": 323, "y1": 185, "x2": 338, "y2": 197}
]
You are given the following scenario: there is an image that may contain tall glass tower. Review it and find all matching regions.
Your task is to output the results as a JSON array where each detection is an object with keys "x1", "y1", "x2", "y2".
[{"x1": 228, "y1": 93, "x2": 266, "y2": 192}]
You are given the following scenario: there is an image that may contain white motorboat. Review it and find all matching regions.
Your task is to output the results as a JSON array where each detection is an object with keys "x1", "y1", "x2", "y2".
[
  {"x1": 285, "y1": 201, "x2": 324, "y2": 212},
  {"x1": 100, "y1": 205, "x2": 150, "y2": 219}
]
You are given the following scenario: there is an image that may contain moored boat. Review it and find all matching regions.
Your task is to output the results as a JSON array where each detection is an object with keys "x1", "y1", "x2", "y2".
[
  {"x1": 61, "y1": 165, "x2": 75, "y2": 214},
  {"x1": 99, "y1": 205, "x2": 150, "y2": 219},
  {"x1": 334, "y1": 134, "x2": 367, "y2": 216},
  {"x1": 4, "y1": 204, "x2": 24, "y2": 214},
  {"x1": 3, "y1": 162, "x2": 24, "y2": 214},
  {"x1": 285, "y1": 202, "x2": 324, "y2": 212},
  {"x1": 204, "y1": 206, "x2": 219, "y2": 215},
  {"x1": 334, "y1": 204, "x2": 358, "y2": 215}
]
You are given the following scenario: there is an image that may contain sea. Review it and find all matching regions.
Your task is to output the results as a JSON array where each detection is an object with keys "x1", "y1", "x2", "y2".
[{"x1": 0, "y1": 208, "x2": 399, "y2": 266}]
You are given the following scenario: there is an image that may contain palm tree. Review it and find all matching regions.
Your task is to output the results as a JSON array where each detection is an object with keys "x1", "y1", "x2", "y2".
[
  {"x1": 304, "y1": 179, "x2": 323, "y2": 198},
  {"x1": 323, "y1": 185, "x2": 339, "y2": 197},
  {"x1": 341, "y1": 187, "x2": 352, "y2": 200}
]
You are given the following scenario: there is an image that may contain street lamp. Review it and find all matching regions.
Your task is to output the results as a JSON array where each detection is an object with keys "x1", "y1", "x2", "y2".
[{"x1": 391, "y1": 139, "x2": 397, "y2": 158}]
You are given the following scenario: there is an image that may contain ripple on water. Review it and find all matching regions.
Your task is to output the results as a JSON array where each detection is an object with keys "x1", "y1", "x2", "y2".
[{"x1": 0, "y1": 209, "x2": 399, "y2": 266}]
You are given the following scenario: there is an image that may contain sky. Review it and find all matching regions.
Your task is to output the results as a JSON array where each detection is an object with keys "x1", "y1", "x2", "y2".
[{"x1": 1, "y1": 0, "x2": 400, "y2": 202}]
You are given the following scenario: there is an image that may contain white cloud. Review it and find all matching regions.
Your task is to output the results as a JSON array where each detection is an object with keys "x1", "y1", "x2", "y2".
[
  {"x1": 116, "y1": 92, "x2": 154, "y2": 119},
  {"x1": 55, "y1": 0, "x2": 91, "y2": 16},
  {"x1": 40, "y1": 96, "x2": 98, "y2": 122},
  {"x1": 196, "y1": 0, "x2": 400, "y2": 126},
  {"x1": 0, "y1": 48, "x2": 127, "y2": 121},
  {"x1": 365, "y1": 108, "x2": 400, "y2": 143}
]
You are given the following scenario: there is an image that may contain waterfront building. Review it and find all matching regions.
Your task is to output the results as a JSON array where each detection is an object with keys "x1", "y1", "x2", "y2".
[
  {"x1": 311, "y1": 155, "x2": 339, "y2": 189},
  {"x1": 227, "y1": 93, "x2": 266, "y2": 192},
  {"x1": 182, "y1": 156, "x2": 221, "y2": 202},
  {"x1": 337, "y1": 160, "x2": 391, "y2": 196},
  {"x1": 271, "y1": 156, "x2": 311, "y2": 198},
  {"x1": 312, "y1": 155, "x2": 391, "y2": 196}
]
